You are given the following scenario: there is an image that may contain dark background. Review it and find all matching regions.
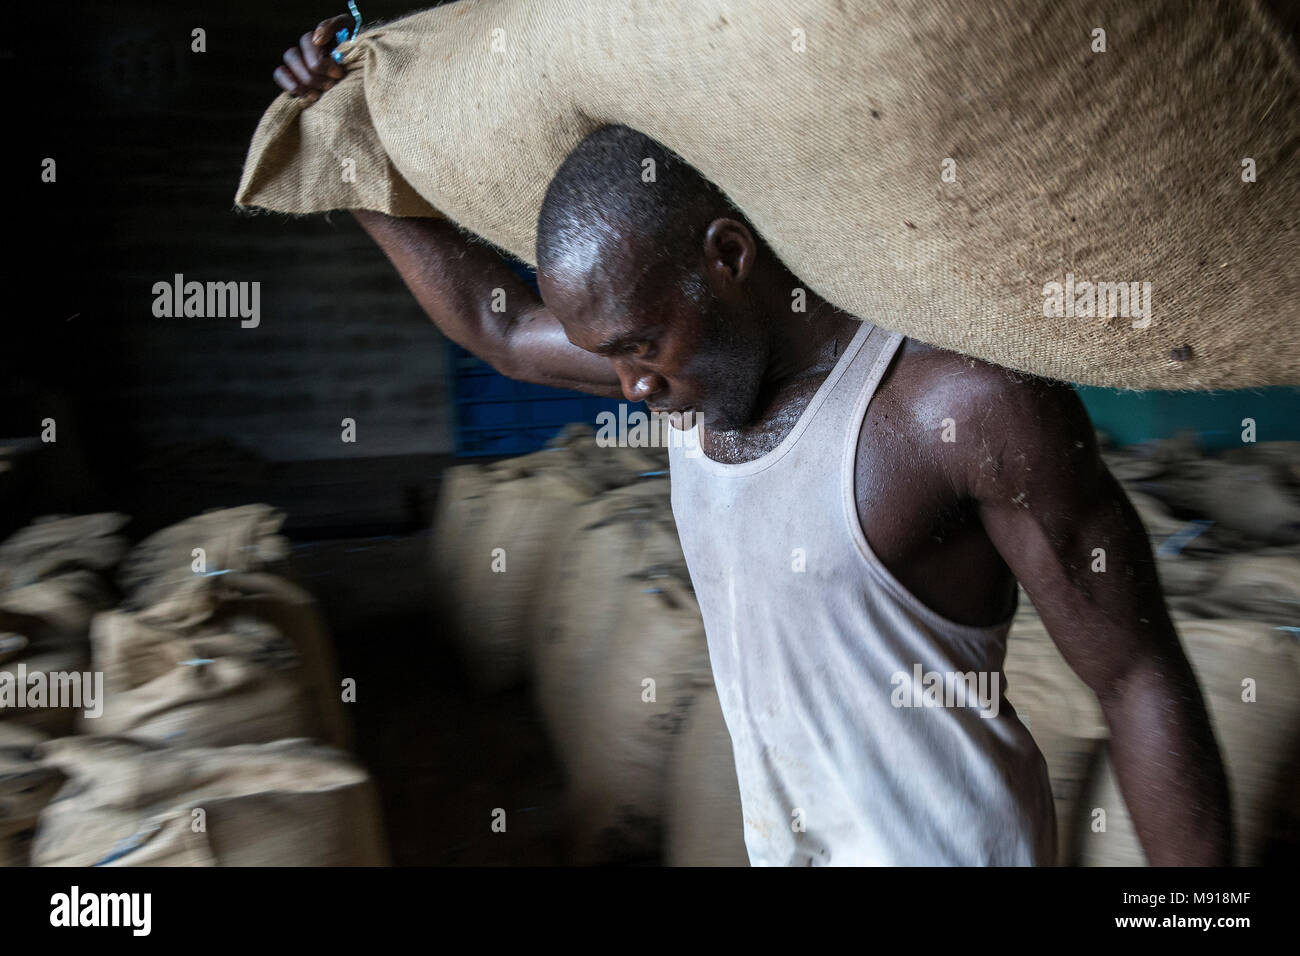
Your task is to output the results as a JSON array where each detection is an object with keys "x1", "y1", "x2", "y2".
[{"x1": 7, "y1": 1, "x2": 468, "y2": 541}]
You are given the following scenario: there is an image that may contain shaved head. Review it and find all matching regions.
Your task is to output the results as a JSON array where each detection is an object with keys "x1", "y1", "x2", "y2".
[
  {"x1": 536, "y1": 124, "x2": 741, "y2": 307},
  {"x1": 535, "y1": 124, "x2": 782, "y2": 431}
]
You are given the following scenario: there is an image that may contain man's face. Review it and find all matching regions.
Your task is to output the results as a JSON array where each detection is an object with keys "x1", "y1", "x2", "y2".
[{"x1": 538, "y1": 237, "x2": 768, "y2": 431}]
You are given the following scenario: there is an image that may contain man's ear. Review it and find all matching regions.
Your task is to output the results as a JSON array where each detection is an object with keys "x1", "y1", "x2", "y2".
[{"x1": 703, "y1": 218, "x2": 757, "y2": 292}]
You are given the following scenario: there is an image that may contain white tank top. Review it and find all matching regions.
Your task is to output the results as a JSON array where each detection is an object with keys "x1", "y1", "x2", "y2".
[{"x1": 667, "y1": 321, "x2": 1056, "y2": 866}]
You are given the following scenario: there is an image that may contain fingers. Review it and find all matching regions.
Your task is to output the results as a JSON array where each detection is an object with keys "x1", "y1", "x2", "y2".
[
  {"x1": 274, "y1": 13, "x2": 354, "y2": 102},
  {"x1": 283, "y1": 45, "x2": 316, "y2": 88},
  {"x1": 272, "y1": 65, "x2": 303, "y2": 97},
  {"x1": 275, "y1": 50, "x2": 324, "y2": 103},
  {"x1": 312, "y1": 14, "x2": 355, "y2": 47},
  {"x1": 300, "y1": 31, "x2": 346, "y2": 83}
]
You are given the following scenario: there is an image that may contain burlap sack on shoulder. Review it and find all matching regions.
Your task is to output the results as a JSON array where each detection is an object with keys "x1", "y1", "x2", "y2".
[
  {"x1": 32, "y1": 736, "x2": 388, "y2": 866},
  {"x1": 235, "y1": 67, "x2": 439, "y2": 220},
  {"x1": 237, "y1": 0, "x2": 1299, "y2": 389}
]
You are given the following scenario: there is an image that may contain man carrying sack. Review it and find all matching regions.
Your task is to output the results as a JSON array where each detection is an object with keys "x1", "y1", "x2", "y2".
[{"x1": 260, "y1": 11, "x2": 1233, "y2": 866}]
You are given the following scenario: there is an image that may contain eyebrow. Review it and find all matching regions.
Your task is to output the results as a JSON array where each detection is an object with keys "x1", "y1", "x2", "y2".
[
  {"x1": 594, "y1": 336, "x2": 633, "y2": 356},
  {"x1": 593, "y1": 322, "x2": 662, "y2": 356}
]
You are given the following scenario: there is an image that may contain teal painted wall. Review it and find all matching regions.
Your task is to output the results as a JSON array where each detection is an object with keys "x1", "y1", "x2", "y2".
[{"x1": 1076, "y1": 387, "x2": 1300, "y2": 450}]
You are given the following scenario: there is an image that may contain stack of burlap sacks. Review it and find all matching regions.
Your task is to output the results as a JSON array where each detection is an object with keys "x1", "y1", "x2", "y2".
[
  {"x1": 432, "y1": 426, "x2": 739, "y2": 863},
  {"x1": 1051, "y1": 435, "x2": 1300, "y2": 866},
  {"x1": 435, "y1": 431, "x2": 1300, "y2": 865},
  {"x1": 0, "y1": 506, "x2": 387, "y2": 866}
]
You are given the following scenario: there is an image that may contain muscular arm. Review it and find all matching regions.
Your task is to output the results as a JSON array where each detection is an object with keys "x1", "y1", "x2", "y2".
[
  {"x1": 353, "y1": 211, "x2": 623, "y2": 397},
  {"x1": 273, "y1": 21, "x2": 621, "y2": 398},
  {"x1": 964, "y1": 373, "x2": 1232, "y2": 866}
]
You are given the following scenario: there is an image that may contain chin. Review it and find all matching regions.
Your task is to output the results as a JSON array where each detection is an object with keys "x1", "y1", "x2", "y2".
[
  {"x1": 698, "y1": 407, "x2": 747, "y2": 431},
  {"x1": 654, "y1": 407, "x2": 697, "y2": 429}
]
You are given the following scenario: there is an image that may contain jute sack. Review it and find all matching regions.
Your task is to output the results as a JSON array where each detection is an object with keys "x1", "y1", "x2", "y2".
[
  {"x1": 533, "y1": 479, "x2": 686, "y2": 745},
  {"x1": 198, "y1": 572, "x2": 351, "y2": 750},
  {"x1": 81, "y1": 572, "x2": 350, "y2": 751},
  {"x1": 1, "y1": 569, "x2": 119, "y2": 639},
  {"x1": 0, "y1": 571, "x2": 117, "y2": 737},
  {"x1": 542, "y1": 577, "x2": 709, "y2": 864},
  {"x1": 538, "y1": 424, "x2": 670, "y2": 492},
  {"x1": 1148, "y1": 460, "x2": 1300, "y2": 547},
  {"x1": 236, "y1": 0, "x2": 1299, "y2": 390},
  {"x1": 116, "y1": 505, "x2": 290, "y2": 610},
  {"x1": 1156, "y1": 555, "x2": 1222, "y2": 602},
  {"x1": 1003, "y1": 611, "x2": 1109, "y2": 865},
  {"x1": 1077, "y1": 619, "x2": 1300, "y2": 866},
  {"x1": 32, "y1": 736, "x2": 387, "y2": 866},
  {"x1": 533, "y1": 482, "x2": 706, "y2": 862},
  {"x1": 0, "y1": 723, "x2": 61, "y2": 867},
  {"x1": 0, "y1": 513, "x2": 130, "y2": 592},
  {"x1": 665, "y1": 682, "x2": 749, "y2": 867},
  {"x1": 0, "y1": 515, "x2": 128, "y2": 734},
  {"x1": 484, "y1": 426, "x2": 668, "y2": 496},
  {"x1": 433, "y1": 457, "x2": 595, "y2": 693},
  {"x1": 430, "y1": 464, "x2": 492, "y2": 603},
  {"x1": 430, "y1": 433, "x2": 669, "y2": 693},
  {"x1": 1114, "y1": 488, "x2": 1223, "y2": 598},
  {"x1": 1223, "y1": 441, "x2": 1300, "y2": 488},
  {"x1": 1102, "y1": 452, "x2": 1167, "y2": 485},
  {"x1": 1172, "y1": 553, "x2": 1300, "y2": 622},
  {"x1": 1122, "y1": 489, "x2": 1198, "y2": 542}
]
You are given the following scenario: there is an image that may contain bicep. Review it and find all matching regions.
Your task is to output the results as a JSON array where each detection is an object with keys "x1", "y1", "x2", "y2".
[{"x1": 354, "y1": 211, "x2": 622, "y2": 398}]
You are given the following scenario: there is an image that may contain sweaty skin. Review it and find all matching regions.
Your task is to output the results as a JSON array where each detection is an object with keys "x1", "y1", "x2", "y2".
[{"x1": 276, "y1": 21, "x2": 1232, "y2": 866}]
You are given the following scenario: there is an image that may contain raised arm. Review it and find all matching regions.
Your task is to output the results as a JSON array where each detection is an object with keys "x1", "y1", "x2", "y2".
[
  {"x1": 965, "y1": 373, "x2": 1232, "y2": 866},
  {"x1": 352, "y1": 211, "x2": 622, "y2": 396},
  {"x1": 273, "y1": 17, "x2": 623, "y2": 399}
]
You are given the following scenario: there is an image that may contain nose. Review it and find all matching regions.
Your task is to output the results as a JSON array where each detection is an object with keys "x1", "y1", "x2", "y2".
[{"x1": 617, "y1": 366, "x2": 666, "y2": 406}]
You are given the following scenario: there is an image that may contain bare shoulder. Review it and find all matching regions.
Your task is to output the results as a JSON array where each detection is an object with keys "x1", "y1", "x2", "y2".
[{"x1": 875, "y1": 338, "x2": 1099, "y2": 496}]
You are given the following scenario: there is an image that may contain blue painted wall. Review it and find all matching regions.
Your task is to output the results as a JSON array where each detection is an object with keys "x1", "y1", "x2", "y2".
[
  {"x1": 450, "y1": 261, "x2": 644, "y2": 456},
  {"x1": 1076, "y1": 387, "x2": 1300, "y2": 449}
]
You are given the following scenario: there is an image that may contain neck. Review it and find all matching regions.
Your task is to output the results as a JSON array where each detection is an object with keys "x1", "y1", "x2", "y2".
[
  {"x1": 699, "y1": 281, "x2": 863, "y2": 455},
  {"x1": 755, "y1": 269, "x2": 860, "y2": 390}
]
